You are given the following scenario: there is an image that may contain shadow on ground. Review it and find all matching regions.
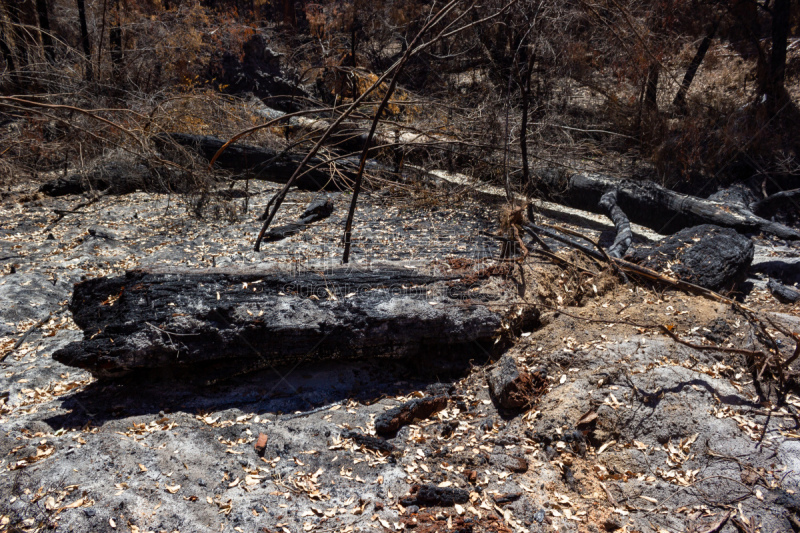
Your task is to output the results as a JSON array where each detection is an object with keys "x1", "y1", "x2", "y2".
[{"x1": 44, "y1": 351, "x2": 494, "y2": 429}]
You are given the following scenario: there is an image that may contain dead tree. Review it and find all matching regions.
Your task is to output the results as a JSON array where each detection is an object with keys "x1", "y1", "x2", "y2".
[
  {"x1": 0, "y1": 24, "x2": 15, "y2": 80},
  {"x1": 76, "y1": 0, "x2": 92, "y2": 81},
  {"x1": 35, "y1": 0, "x2": 53, "y2": 63},
  {"x1": 761, "y1": 0, "x2": 791, "y2": 115},
  {"x1": 673, "y1": 20, "x2": 718, "y2": 110},
  {"x1": 109, "y1": 0, "x2": 122, "y2": 76},
  {"x1": 5, "y1": 1, "x2": 37, "y2": 73}
]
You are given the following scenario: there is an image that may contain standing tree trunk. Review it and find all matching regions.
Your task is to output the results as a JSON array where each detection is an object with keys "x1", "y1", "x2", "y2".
[
  {"x1": 5, "y1": 1, "x2": 37, "y2": 72},
  {"x1": 350, "y1": 21, "x2": 358, "y2": 99},
  {"x1": 673, "y1": 20, "x2": 718, "y2": 110},
  {"x1": 282, "y1": 0, "x2": 296, "y2": 27},
  {"x1": 519, "y1": 47, "x2": 534, "y2": 187},
  {"x1": 644, "y1": 62, "x2": 659, "y2": 112},
  {"x1": 109, "y1": 0, "x2": 122, "y2": 77},
  {"x1": 0, "y1": 23, "x2": 16, "y2": 81},
  {"x1": 35, "y1": 0, "x2": 54, "y2": 63},
  {"x1": 731, "y1": 0, "x2": 769, "y2": 105},
  {"x1": 76, "y1": 0, "x2": 92, "y2": 81},
  {"x1": 762, "y1": 0, "x2": 790, "y2": 116}
]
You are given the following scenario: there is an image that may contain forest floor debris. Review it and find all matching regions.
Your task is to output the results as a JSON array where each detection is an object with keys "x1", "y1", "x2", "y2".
[{"x1": 0, "y1": 178, "x2": 799, "y2": 533}]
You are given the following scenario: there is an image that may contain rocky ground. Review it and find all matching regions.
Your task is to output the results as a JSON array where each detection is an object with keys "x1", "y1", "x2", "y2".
[{"x1": 1, "y1": 177, "x2": 799, "y2": 533}]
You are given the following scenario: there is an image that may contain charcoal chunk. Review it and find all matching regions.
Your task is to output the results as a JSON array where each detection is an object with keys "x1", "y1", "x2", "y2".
[
  {"x1": 487, "y1": 354, "x2": 541, "y2": 409},
  {"x1": 626, "y1": 225, "x2": 753, "y2": 291},
  {"x1": 402, "y1": 484, "x2": 470, "y2": 507},
  {"x1": 375, "y1": 396, "x2": 448, "y2": 437}
]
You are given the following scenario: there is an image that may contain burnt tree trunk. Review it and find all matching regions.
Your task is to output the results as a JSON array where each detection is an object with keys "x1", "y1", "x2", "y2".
[
  {"x1": 109, "y1": 0, "x2": 122, "y2": 76},
  {"x1": 530, "y1": 169, "x2": 800, "y2": 240},
  {"x1": 282, "y1": 0, "x2": 296, "y2": 26},
  {"x1": 53, "y1": 266, "x2": 503, "y2": 378},
  {"x1": 6, "y1": 1, "x2": 36, "y2": 72},
  {"x1": 644, "y1": 62, "x2": 659, "y2": 112},
  {"x1": 0, "y1": 25, "x2": 15, "y2": 79},
  {"x1": 76, "y1": 0, "x2": 92, "y2": 81},
  {"x1": 763, "y1": 0, "x2": 790, "y2": 115},
  {"x1": 673, "y1": 20, "x2": 718, "y2": 110},
  {"x1": 35, "y1": 0, "x2": 53, "y2": 62},
  {"x1": 156, "y1": 133, "x2": 357, "y2": 190},
  {"x1": 519, "y1": 47, "x2": 533, "y2": 186}
]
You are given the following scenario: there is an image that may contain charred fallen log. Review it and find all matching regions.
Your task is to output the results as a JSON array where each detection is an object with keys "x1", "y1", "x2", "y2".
[
  {"x1": 598, "y1": 190, "x2": 632, "y2": 258},
  {"x1": 39, "y1": 135, "x2": 360, "y2": 197},
  {"x1": 156, "y1": 133, "x2": 355, "y2": 191},
  {"x1": 39, "y1": 158, "x2": 164, "y2": 197},
  {"x1": 53, "y1": 265, "x2": 502, "y2": 378},
  {"x1": 262, "y1": 195, "x2": 334, "y2": 241},
  {"x1": 531, "y1": 169, "x2": 800, "y2": 240},
  {"x1": 751, "y1": 188, "x2": 800, "y2": 225}
]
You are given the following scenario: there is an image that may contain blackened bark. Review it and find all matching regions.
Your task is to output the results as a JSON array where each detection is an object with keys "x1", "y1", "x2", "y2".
[
  {"x1": 35, "y1": 0, "x2": 54, "y2": 62},
  {"x1": 598, "y1": 189, "x2": 632, "y2": 258},
  {"x1": 282, "y1": 0, "x2": 296, "y2": 27},
  {"x1": 262, "y1": 196, "x2": 334, "y2": 242},
  {"x1": 750, "y1": 188, "x2": 800, "y2": 218},
  {"x1": 109, "y1": 0, "x2": 122, "y2": 75},
  {"x1": 155, "y1": 133, "x2": 356, "y2": 190},
  {"x1": 0, "y1": 26, "x2": 15, "y2": 78},
  {"x1": 673, "y1": 21, "x2": 718, "y2": 110},
  {"x1": 644, "y1": 62, "x2": 659, "y2": 112},
  {"x1": 6, "y1": 2, "x2": 35, "y2": 71},
  {"x1": 764, "y1": 0, "x2": 790, "y2": 115},
  {"x1": 519, "y1": 49, "x2": 533, "y2": 186},
  {"x1": 626, "y1": 224, "x2": 754, "y2": 292},
  {"x1": 768, "y1": 279, "x2": 800, "y2": 303},
  {"x1": 76, "y1": 0, "x2": 92, "y2": 81}
]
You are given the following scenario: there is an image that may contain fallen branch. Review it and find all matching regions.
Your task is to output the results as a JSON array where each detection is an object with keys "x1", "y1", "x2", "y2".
[
  {"x1": 531, "y1": 169, "x2": 800, "y2": 240},
  {"x1": 750, "y1": 188, "x2": 800, "y2": 217},
  {"x1": 598, "y1": 189, "x2": 632, "y2": 258},
  {"x1": 700, "y1": 511, "x2": 731, "y2": 533},
  {"x1": 1, "y1": 307, "x2": 66, "y2": 363},
  {"x1": 261, "y1": 196, "x2": 334, "y2": 242}
]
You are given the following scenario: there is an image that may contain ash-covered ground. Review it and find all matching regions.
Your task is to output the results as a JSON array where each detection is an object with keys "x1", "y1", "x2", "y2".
[{"x1": 1, "y1": 178, "x2": 800, "y2": 533}]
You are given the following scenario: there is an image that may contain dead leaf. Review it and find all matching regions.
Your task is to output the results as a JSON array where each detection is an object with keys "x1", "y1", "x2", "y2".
[{"x1": 577, "y1": 410, "x2": 597, "y2": 426}]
